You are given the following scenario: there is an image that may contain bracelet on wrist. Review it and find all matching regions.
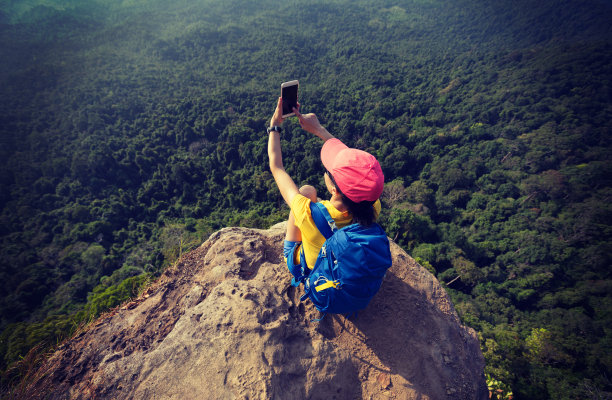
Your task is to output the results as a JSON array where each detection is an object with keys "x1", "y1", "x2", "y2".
[{"x1": 267, "y1": 125, "x2": 282, "y2": 133}]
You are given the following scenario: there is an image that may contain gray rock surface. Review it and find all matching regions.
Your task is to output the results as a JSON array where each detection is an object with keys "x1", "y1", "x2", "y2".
[{"x1": 26, "y1": 223, "x2": 487, "y2": 399}]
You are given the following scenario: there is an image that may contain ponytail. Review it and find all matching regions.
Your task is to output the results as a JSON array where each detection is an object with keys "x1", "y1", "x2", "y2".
[{"x1": 339, "y1": 193, "x2": 376, "y2": 226}]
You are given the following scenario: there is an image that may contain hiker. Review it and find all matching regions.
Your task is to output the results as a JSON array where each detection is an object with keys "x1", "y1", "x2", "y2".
[{"x1": 267, "y1": 97, "x2": 385, "y2": 278}]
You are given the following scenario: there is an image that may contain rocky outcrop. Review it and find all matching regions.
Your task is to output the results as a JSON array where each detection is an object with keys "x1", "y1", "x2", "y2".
[{"x1": 26, "y1": 223, "x2": 487, "y2": 399}]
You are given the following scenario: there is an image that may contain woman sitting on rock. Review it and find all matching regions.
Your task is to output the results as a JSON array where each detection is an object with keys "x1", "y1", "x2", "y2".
[{"x1": 266, "y1": 97, "x2": 385, "y2": 276}]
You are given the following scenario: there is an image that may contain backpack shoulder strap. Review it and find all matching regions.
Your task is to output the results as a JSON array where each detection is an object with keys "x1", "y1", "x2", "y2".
[{"x1": 309, "y1": 202, "x2": 337, "y2": 239}]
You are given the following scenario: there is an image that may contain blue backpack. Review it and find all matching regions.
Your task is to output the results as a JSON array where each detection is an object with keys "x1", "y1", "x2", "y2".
[{"x1": 290, "y1": 202, "x2": 393, "y2": 317}]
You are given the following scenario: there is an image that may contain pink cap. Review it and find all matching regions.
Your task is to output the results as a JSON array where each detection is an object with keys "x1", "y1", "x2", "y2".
[{"x1": 321, "y1": 138, "x2": 384, "y2": 202}]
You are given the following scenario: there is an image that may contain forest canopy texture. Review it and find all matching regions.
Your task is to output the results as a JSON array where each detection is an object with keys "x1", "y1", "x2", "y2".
[{"x1": 1, "y1": 0, "x2": 611, "y2": 398}]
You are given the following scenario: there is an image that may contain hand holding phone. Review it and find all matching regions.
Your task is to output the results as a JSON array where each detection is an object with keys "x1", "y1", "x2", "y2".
[{"x1": 281, "y1": 80, "x2": 299, "y2": 117}]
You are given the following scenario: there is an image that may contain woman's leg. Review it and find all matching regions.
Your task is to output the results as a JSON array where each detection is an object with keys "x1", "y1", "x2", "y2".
[{"x1": 285, "y1": 185, "x2": 318, "y2": 242}]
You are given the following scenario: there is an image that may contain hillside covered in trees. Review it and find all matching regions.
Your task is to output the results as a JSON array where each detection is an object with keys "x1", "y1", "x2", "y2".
[{"x1": 1, "y1": 0, "x2": 611, "y2": 398}]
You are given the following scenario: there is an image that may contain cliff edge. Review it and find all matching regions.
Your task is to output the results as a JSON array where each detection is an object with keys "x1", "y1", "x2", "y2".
[{"x1": 25, "y1": 223, "x2": 487, "y2": 399}]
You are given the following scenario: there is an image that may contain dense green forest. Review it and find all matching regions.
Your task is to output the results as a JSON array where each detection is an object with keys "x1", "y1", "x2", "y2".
[{"x1": 1, "y1": 0, "x2": 611, "y2": 398}]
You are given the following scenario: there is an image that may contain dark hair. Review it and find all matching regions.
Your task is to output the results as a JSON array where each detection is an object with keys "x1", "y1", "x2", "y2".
[{"x1": 327, "y1": 171, "x2": 376, "y2": 226}]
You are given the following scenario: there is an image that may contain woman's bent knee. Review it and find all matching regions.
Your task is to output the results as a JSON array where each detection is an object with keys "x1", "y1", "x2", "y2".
[{"x1": 299, "y1": 185, "x2": 317, "y2": 202}]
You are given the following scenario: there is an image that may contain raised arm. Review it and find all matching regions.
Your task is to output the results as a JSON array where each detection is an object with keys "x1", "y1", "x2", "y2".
[{"x1": 268, "y1": 97, "x2": 299, "y2": 207}]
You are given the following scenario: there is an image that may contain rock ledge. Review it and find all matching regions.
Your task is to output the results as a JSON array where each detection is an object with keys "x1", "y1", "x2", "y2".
[{"x1": 27, "y1": 223, "x2": 487, "y2": 400}]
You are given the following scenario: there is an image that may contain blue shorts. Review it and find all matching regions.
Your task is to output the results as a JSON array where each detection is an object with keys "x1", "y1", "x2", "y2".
[{"x1": 283, "y1": 240, "x2": 302, "y2": 271}]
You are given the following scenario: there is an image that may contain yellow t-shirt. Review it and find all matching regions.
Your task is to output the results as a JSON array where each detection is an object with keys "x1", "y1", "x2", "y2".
[{"x1": 290, "y1": 194, "x2": 382, "y2": 270}]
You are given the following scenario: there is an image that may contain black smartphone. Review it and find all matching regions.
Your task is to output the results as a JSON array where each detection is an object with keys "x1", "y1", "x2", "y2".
[{"x1": 281, "y1": 80, "x2": 299, "y2": 117}]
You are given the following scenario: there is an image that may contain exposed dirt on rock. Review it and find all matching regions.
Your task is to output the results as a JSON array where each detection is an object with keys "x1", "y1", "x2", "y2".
[{"x1": 24, "y1": 223, "x2": 487, "y2": 399}]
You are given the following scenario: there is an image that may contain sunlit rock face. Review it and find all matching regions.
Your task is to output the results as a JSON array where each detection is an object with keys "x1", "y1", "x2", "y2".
[{"x1": 26, "y1": 223, "x2": 487, "y2": 400}]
